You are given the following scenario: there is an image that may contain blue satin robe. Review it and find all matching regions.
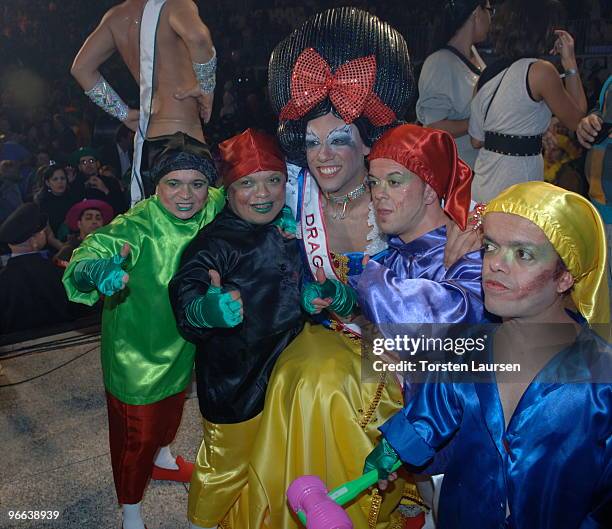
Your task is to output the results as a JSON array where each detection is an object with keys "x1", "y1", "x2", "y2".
[
  {"x1": 381, "y1": 328, "x2": 612, "y2": 529},
  {"x1": 350, "y1": 226, "x2": 489, "y2": 326}
]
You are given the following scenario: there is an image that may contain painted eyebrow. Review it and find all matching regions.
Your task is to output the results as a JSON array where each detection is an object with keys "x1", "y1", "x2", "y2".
[{"x1": 326, "y1": 125, "x2": 352, "y2": 139}]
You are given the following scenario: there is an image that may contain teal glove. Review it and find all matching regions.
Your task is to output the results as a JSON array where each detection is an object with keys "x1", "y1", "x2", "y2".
[
  {"x1": 185, "y1": 285, "x2": 243, "y2": 328},
  {"x1": 363, "y1": 437, "x2": 400, "y2": 480},
  {"x1": 300, "y1": 278, "x2": 357, "y2": 317},
  {"x1": 273, "y1": 205, "x2": 297, "y2": 235},
  {"x1": 72, "y1": 254, "x2": 128, "y2": 296}
]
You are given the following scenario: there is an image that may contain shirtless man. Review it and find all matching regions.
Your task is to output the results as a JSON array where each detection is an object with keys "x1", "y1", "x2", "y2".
[{"x1": 71, "y1": 0, "x2": 216, "y2": 201}]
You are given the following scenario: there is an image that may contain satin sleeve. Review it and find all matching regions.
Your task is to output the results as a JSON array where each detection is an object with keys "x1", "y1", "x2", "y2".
[
  {"x1": 352, "y1": 254, "x2": 484, "y2": 326},
  {"x1": 169, "y1": 236, "x2": 239, "y2": 342},
  {"x1": 62, "y1": 213, "x2": 143, "y2": 306},
  {"x1": 579, "y1": 432, "x2": 612, "y2": 529},
  {"x1": 380, "y1": 379, "x2": 463, "y2": 468}
]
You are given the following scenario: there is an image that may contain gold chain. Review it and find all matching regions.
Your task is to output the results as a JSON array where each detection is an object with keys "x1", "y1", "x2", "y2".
[
  {"x1": 368, "y1": 488, "x2": 383, "y2": 529},
  {"x1": 357, "y1": 372, "x2": 387, "y2": 430}
]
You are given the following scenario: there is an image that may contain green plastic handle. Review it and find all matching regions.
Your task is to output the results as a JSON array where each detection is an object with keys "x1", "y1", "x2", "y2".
[
  {"x1": 328, "y1": 459, "x2": 402, "y2": 505},
  {"x1": 295, "y1": 459, "x2": 402, "y2": 525}
]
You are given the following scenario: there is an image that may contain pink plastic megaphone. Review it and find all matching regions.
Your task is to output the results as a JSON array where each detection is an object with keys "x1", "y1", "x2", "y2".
[{"x1": 287, "y1": 476, "x2": 353, "y2": 529}]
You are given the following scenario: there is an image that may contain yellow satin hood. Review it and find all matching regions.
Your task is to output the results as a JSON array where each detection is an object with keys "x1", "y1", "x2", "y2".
[{"x1": 485, "y1": 181, "x2": 610, "y2": 327}]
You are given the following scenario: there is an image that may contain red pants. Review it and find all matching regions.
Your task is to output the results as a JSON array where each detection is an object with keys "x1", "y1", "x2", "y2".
[{"x1": 106, "y1": 390, "x2": 186, "y2": 504}]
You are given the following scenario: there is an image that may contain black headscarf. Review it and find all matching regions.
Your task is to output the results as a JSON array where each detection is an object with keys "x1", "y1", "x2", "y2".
[{"x1": 146, "y1": 132, "x2": 218, "y2": 186}]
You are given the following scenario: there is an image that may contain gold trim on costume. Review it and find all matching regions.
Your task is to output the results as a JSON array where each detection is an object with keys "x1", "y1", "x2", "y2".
[
  {"x1": 402, "y1": 481, "x2": 428, "y2": 508},
  {"x1": 328, "y1": 318, "x2": 362, "y2": 342},
  {"x1": 357, "y1": 373, "x2": 387, "y2": 430},
  {"x1": 368, "y1": 489, "x2": 383, "y2": 529},
  {"x1": 330, "y1": 251, "x2": 350, "y2": 284}
]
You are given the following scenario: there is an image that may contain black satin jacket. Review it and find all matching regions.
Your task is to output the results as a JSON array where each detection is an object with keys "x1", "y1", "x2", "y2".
[{"x1": 169, "y1": 206, "x2": 304, "y2": 424}]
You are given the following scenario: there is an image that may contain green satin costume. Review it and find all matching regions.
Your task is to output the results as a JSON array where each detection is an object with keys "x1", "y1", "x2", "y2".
[{"x1": 62, "y1": 191, "x2": 225, "y2": 405}]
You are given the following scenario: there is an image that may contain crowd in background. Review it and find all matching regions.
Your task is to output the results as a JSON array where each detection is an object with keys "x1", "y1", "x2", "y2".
[{"x1": 0, "y1": 0, "x2": 611, "y2": 337}]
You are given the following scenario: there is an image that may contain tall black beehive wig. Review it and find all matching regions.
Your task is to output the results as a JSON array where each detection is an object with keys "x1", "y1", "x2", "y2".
[{"x1": 268, "y1": 7, "x2": 416, "y2": 166}]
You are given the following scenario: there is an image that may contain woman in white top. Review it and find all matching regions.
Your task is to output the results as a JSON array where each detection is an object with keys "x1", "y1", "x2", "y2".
[
  {"x1": 469, "y1": 0, "x2": 586, "y2": 202},
  {"x1": 417, "y1": 0, "x2": 492, "y2": 168}
]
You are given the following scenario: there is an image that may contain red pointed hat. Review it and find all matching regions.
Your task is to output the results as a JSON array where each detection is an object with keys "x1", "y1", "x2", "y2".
[
  {"x1": 368, "y1": 124, "x2": 473, "y2": 230},
  {"x1": 218, "y1": 128, "x2": 287, "y2": 187}
]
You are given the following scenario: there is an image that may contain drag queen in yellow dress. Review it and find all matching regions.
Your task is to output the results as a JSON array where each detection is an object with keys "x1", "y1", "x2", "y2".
[{"x1": 245, "y1": 8, "x2": 424, "y2": 529}]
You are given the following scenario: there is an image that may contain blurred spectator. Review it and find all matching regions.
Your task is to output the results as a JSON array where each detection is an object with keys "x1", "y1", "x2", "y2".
[
  {"x1": 0, "y1": 160, "x2": 23, "y2": 224},
  {"x1": 99, "y1": 164, "x2": 118, "y2": 181},
  {"x1": 0, "y1": 203, "x2": 77, "y2": 334},
  {"x1": 469, "y1": 0, "x2": 587, "y2": 202},
  {"x1": 99, "y1": 124, "x2": 133, "y2": 185},
  {"x1": 34, "y1": 163, "x2": 79, "y2": 239},
  {"x1": 0, "y1": 140, "x2": 36, "y2": 199},
  {"x1": 578, "y1": 74, "x2": 612, "y2": 291},
  {"x1": 51, "y1": 113, "x2": 78, "y2": 161},
  {"x1": 68, "y1": 146, "x2": 101, "y2": 200},
  {"x1": 36, "y1": 149, "x2": 51, "y2": 168},
  {"x1": 54, "y1": 198, "x2": 113, "y2": 264},
  {"x1": 543, "y1": 117, "x2": 583, "y2": 185},
  {"x1": 219, "y1": 81, "x2": 238, "y2": 120},
  {"x1": 416, "y1": 0, "x2": 491, "y2": 168},
  {"x1": 84, "y1": 172, "x2": 127, "y2": 217}
]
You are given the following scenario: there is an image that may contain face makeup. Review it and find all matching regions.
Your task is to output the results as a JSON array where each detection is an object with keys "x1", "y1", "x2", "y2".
[
  {"x1": 156, "y1": 169, "x2": 209, "y2": 220},
  {"x1": 227, "y1": 170, "x2": 286, "y2": 225}
]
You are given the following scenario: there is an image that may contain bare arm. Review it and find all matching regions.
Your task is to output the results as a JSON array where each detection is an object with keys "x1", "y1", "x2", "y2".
[
  {"x1": 70, "y1": 11, "x2": 117, "y2": 90},
  {"x1": 168, "y1": 0, "x2": 216, "y2": 123},
  {"x1": 168, "y1": 0, "x2": 214, "y2": 63},
  {"x1": 428, "y1": 118, "x2": 469, "y2": 138},
  {"x1": 551, "y1": 30, "x2": 587, "y2": 115},
  {"x1": 529, "y1": 61, "x2": 585, "y2": 131},
  {"x1": 529, "y1": 31, "x2": 586, "y2": 131},
  {"x1": 70, "y1": 9, "x2": 138, "y2": 131}
]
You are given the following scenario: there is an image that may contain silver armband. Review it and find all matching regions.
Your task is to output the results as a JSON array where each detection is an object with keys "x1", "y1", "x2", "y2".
[
  {"x1": 84, "y1": 76, "x2": 129, "y2": 122},
  {"x1": 192, "y1": 48, "x2": 217, "y2": 93}
]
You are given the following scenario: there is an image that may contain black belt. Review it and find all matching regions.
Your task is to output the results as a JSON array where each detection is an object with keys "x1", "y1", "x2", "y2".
[{"x1": 484, "y1": 131, "x2": 543, "y2": 156}]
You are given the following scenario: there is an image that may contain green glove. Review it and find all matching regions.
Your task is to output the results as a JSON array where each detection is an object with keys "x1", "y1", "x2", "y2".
[
  {"x1": 300, "y1": 278, "x2": 357, "y2": 317},
  {"x1": 72, "y1": 254, "x2": 128, "y2": 296},
  {"x1": 185, "y1": 285, "x2": 243, "y2": 328},
  {"x1": 363, "y1": 437, "x2": 400, "y2": 480},
  {"x1": 273, "y1": 205, "x2": 297, "y2": 235}
]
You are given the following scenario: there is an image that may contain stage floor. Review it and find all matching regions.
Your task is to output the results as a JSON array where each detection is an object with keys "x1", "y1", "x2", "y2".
[{"x1": 0, "y1": 328, "x2": 202, "y2": 529}]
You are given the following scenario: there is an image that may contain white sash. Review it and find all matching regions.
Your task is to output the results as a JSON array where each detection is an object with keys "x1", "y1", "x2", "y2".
[
  {"x1": 130, "y1": 0, "x2": 166, "y2": 206},
  {"x1": 300, "y1": 170, "x2": 363, "y2": 336},
  {"x1": 300, "y1": 170, "x2": 343, "y2": 282}
]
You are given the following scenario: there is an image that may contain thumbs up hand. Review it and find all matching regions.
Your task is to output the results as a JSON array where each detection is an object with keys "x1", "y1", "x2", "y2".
[
  {"x1": 184, "y1": 269, "x2": 243, "y2": 329},
  {"x1": 72, "y1": 243, "x2": 131, "y2": 297},
  {"x1": 208, "y1": 269, "x2": 223, "y2": 289}
]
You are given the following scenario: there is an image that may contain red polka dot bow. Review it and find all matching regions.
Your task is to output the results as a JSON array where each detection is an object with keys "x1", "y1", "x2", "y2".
[{"x1": 279, "y1": 48, "x2": 396, "y2": 126}]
